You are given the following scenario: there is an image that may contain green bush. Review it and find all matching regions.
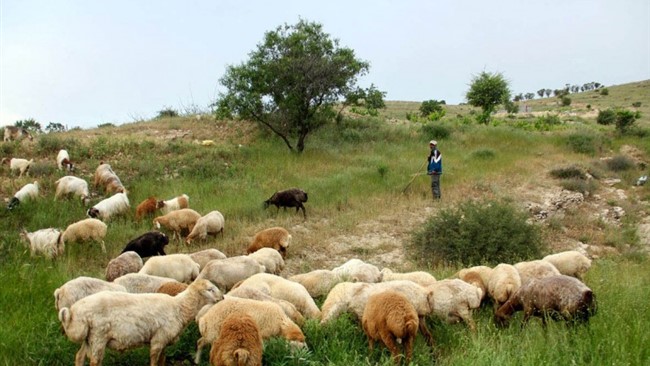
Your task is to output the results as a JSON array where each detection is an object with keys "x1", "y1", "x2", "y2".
[
  {"x1": 420, "y1": 123, "x2": 450, "y2": 141},
  {"x1": 600, "y1": 88, "x2": 609, "y2": 96},
  {"x1": 559, "y1": 178, "x2": 598, "y2": 195},
  {"x1": 566, "y1": 132, "x2": 597, "y2": 155},
  {"x1": 470, "y1": 148, "x2": 496, "y2": 160},
  {"x1": 550, "y1": 165, "x2": 586, "y2": 180},
  {"x1": 157, "y1": 107, "x2": 179, "y2": 118},
  {"x1": 615, "y1": 109, "x2": 640, "y2": 133},
  {"x1": 632, "y1": 102, "x2": 642, "y2": 108},
  {"x1": 561, "y1": 96, "x2": 572, "y2": 106},
  {"x1": 597, "y1": 109, "x2": 616, "y2": 125},
  {"x1": 409, "y1": 199, "x2": 544, "y2": 266},
  {"x1": 606, "y1": 155, "x2": 635, "y2": 172}
]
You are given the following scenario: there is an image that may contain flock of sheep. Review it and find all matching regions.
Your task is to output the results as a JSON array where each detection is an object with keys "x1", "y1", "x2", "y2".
[{"x1": 3, "y1": 135, "x2": 597, "y2": 366}]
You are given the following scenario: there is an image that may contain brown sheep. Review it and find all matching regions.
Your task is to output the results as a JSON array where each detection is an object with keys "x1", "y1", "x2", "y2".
[
  {"x1": 153, "y1": 208, "x2": 201, "y2": 242},
  {"x1": 156, "y1": 282, "x2": 189, "y2": 296},
  {"x1": 246, "y1": 227, "x2": 291, "y2": 259},
  {"x1": 362, "y1": 290, "x2": 419, "y2": 365},
  {"x1": 135, "y1": 197, "x2": 159, "y2": 221},
  {"x1": 209, "y1": 312, "x2": 263, "y2": 366},
  {"x1": 494, "y1": 275, "x2": 596, "y2": 328}
]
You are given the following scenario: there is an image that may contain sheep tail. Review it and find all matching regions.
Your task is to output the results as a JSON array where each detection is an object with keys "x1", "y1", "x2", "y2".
[
  {"x1": 234, "y1": 349, "x2": 250, "y2": 366},
  {"x1": 405, "y1": 318, "x2": 418, "y2": 335}
]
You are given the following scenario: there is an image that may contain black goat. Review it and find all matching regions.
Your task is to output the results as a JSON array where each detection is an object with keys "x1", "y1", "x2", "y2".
[
  {"x1": 263, "y1": 188, "x2": 308, "y2": 219},
  {"x1": 121, "y1": 231, "x2": 169, "y2": 258}
]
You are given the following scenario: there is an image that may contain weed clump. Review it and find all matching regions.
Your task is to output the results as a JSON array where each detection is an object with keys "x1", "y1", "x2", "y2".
[
  {"x1": 409, "y1": 199, "x2": 544, "y2": 266},
  {"x1": 550, "y1": 165, "x2": 587, "y2": 180},
  {"x1": 606, "y1": 155, "x2": 635, "y2": 172}
]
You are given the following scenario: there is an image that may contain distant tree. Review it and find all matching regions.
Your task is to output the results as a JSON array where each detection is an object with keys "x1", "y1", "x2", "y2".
[
  {"x1": 513, "y1": 93, "x2": 523, "y2": 102},
  {"x1": 465, "y1": 71, "x2": 511, "y2": 124},
  {"x1": 213, "y1": 19, "x2": 370, "y2": 152},
  {"x1": 45, "y1": 122, "x2": 66, "y2": 133},
  {"x1": 15, "y1": 119, "x2": 42, "y2": 133},
  {"x1": 561, "y1": 96, "x2": 572, "y2": 106},
  {"x1": 525, "y1": 92, "x2": 535, "y2": 100},
  {"x1": 537, "y1": 89, "x2": 546, "y2": 98},
  {"x1": 419, "y1": 100, "x2": 444, "y2": 117},
  {"x1": 594, "y1": 82, "x2": 602, "y2": 89},
  {"x1": 544, "y1": 89, "x2": 552, "y2": 97},
  {"x1": 503, "y1": 99, "x2": 519, "y2": 114},
  {"x1": 157, "y1": 107, "x2": 178, "y2": 118}
]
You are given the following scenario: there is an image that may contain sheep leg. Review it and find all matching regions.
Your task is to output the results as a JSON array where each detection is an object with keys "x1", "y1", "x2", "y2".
[
  {"x1": 194, "y1": 337, "x2": 207, "y2": 365},
  {"x1": 403, "y1": 333, "x2": 415, "y2": 365},
  {"x1": 418, "y1": 316, "x2": 435, "y2": 348},
  {"x1": 74, "y1": 342, "x2": 89, "y2": 366},
  {"x1": 88, "y1": 338, "x2": 107, "y2": 366},
  {"x1": 379, "y1": 330, "x2": 401, "y2": 365},
  {"x1": 99, "y1": 240, "x2": 106, "y2": 253},
  {"x1": 149, "y1": 342, "x2": 166, "y2": 366}
]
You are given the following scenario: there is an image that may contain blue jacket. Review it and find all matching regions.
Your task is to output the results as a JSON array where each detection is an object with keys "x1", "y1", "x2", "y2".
[{"x1": 427, "y1": 149, "x2": 442, "y2": 175}]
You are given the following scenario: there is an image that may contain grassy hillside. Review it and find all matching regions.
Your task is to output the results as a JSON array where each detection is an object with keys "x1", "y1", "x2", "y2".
[{"x1": 0, "y1": 80, "x2": 648, "y2": 365}]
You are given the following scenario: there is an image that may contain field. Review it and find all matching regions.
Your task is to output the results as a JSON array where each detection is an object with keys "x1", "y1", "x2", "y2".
[{"x1": 0, "y1": 80, "x2": 649, "y2": 365}]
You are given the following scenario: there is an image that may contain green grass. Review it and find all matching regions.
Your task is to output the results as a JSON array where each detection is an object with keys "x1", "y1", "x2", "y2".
[{"x1": 0, "y1": 81, "x2": 649, "y2": 364}]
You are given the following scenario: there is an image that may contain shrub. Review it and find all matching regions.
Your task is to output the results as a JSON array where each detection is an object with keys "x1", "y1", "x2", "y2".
[
  {"x1": 561, "y1": 96, "x2": 572, "y2": 106},
  {"x1": 409, "y1": 199, "x2": 544, "y2": 266},
  {"x1": 597, "y1": 109, "x2": 616, "y2": 125},
  {"x1": 97, "y1": 123, "x2": 116, "y2": 128},
  {"x1": 606, "y1": 155, "x2": 635, "y2": 172},
  {"x1": 549, "y1": 165, "x2": 586, "y2": 180},
  {"x1": 157, "y1": 107, "x2": 179, "y2": 118},
  {"x1": 419, "y1": 100, "x2": 445, "y2": 117},
  {"x1": 615, "y1": 109, "x2": 640, "y2": 133},
  {"x1": 559, "y1": 178, "x2": 598, "y2": 195},
  {"x1": 632, "y1": 102, "x2": 642, "y2": 108},
  {"x1": 600, "y1": 88, "x2": 609, "y2": 96},
  {"x1": 470, "y1": 149, "x2": 496, "y2": 160},
  {"x1": 420, "y1": 123, "x2": 450, "y2": 140},
  {"x1": 566, "y1": 132, "x2": 596, "y2": 155},
  {"x1": 36, "y1": 135, "x2": 80, "y2": 155}
]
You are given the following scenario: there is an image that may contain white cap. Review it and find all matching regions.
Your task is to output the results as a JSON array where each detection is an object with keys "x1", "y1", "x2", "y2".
[{"x1": 429, "y1": 140, "x2": 437, "y2": 145}]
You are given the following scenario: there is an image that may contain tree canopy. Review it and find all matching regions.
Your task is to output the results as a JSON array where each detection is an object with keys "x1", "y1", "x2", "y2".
[
  {"x1": 213, "y1": 19, "x2": 370, "y2": 152},
  {"x1": 465, "y1": 71, "x2": 511, "y2": 124}
]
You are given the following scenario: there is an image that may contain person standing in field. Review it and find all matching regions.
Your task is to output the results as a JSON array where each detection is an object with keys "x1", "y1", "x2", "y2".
[{"x1": 427, "y1": 140, "x2": 442, "y2": 199}]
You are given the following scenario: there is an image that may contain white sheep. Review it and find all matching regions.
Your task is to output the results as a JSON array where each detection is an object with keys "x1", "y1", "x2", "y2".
[
  {"x1": 158, "y1": 193, "x2": 189, "y2": 214},
  {"x1": 233, "y1": 273, "x2": 322, "y2": 320},
  {"x1": 331, "y1": 258, "x2": 383, "y2": 283},
  {"x1": 153, "y1": 208, "x2": 201, "y2": 242},
  {"x1": 87, "y1": 192, "x2": 130, "y2": 221},
  {"x1": 56, "y1": 149, "x2": 73, "y2": 172},
  {"x1": 426, "y1": 279, "x2": 482, "y2": 331},
  {"x1": 58, "y1": 278, "x2": 223, "y2": 366},
  {"x1": 226, "y1": 286, "x2": 305, "y2": 326},
  {"x1": 185, "y1": 210, "x2": 225, "y2": 245},
  {"x1": 514, "y1": 259, "x2": 561, "y2": 285},
  {"x1": 53, "y1": 276, "x2": 127, "y2": 311},
  {"x1": 7, "y1": 180, "x2": 39, "y2": 210},
  {"x1": 542, "y1": 250, "x2": 593, "y2": 280},
  {"x1": 59, "y1": 218, "x2": 108, "y2": 253},
  {"x1": 139, "y1": 253, "x2": 200, "y2": 283},
  {"x1": 247, "y1": 247, "x2": 285, "y2": 275},
  {"x1": 456, "y1": 265, "x2": 493, "y2": 302},
  {"x1": 196, "y1": 256, "x2": 266, "y2": 292},
  {"x1": 54, "y1": 176, "x2": 90, "y2": 205},
  {"x1": 487, "y1": 263, "x2": 522, "y2": 309},
  {"x1": 113, "y1": 273, "x2": 183, "y2": 293},
  {"x1": 189, "y1": 248, "x2": 227, "y2": 271},
  {"x1": 19, "y1": 228, "x2": 62, "y2": 259},
  {"x1": 105, "y1": 251, "x2": 144, "y2": 282},
  {"x1": 195, "y1": 296, "x2": 306, "y2": 365},
  {"x1": 380, "y1": 267, "x2": 437, "y2": 287},
  {"x1": 288, "y1": 269, "x2": 342, "y2": 298},
  {"x1": 2, "y1": 157, "x2": 34, "y2": 177}
]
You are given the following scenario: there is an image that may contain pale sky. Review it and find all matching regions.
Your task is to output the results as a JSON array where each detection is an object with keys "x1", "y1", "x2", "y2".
[{"x1": 1, "y1": 0, "x2": 649, "y2": 129}]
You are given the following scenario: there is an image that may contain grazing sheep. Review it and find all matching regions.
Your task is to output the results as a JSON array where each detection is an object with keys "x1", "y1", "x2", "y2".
[
  {"x1": 263, "y1": 187, "x2": 308, "y2": 219},
  {"x1": 362, "y1": 290, "x2": 419, "y2": 365},
  {"x1": 56, "y1": 149, "x2": 74, "y2": 172},
  {"x1": 542, "y1": 250, "x2": 593, "y2": 280},
  {"x1": 319, "y1": 281, "x2": 435, "y2": 347},
  {"x1": 226, "y1": 286, "x2": 305, "y2": 326},
  {"x1": 426, "y1": 279, "x2": 482, "y2": 331},
  {"x1": 332, "y1": 258, "x2": 383, "y2": 283},
  {"x1": 87, "y1": 192, "x2": 130, "y2": 221},
  {"x1": 93, "y1": 162, "x2": 126, "y2": 194},
  {"x1": 139, "y1": 253, "x2": 200, "y2": 283},
  {"x1": 246, "y1": 226, "x2": 291, "y2": 259},
  {"x1": 134, "y1": 197, "x2": 159, "y2": 221},
  {"x1": 209, "y1": 311, "x2": 263, "y2": 366},
  {"x1": 59, "y1": 218, "x2": 107, "y2": 253},
  {"x1": 380, "y1": 268, "x2": 437, "y2": 287},
  {"x1": 54, "y1": 176, "x2": 90, "y2": 205},
  {"x1": 58, "y1": 279, "x2": 223, "y2": 366},
  {"x1": 7, "y1": 180, "x2": 39, "y2": 210},
  {"x1": 189, "y1": 248, "x2": 227, "y2": 270},
  {"x1": 195, "y1": 296, "x2": 305, "y2": 365},
  {"x1": 456, "y1": 265, "x2": 493, "y2": 302},
  {"x1": 494, "y1": 275, "x2": 597, "y2": 327},
  {"x1": 153, "y1": 208, "x2": 201, "y2": 242},
  {"x1": 3, "y1": 126, "x2": 33, "y2": 142},
  {"x1": 121, "y1": 231, "x2": 169, "y2": 258},
  {"x1": 196, "y1": 256, "x2": 266, "y2": 292},
  {"x1": 514, "y1": 259, "x2": 561, "y2": 285},
  {"x1": 157, "y1": 193, "x2": 189, "y2": 214},
  {"x1": 247, "y1": 247, "x2": 285, "y2": 275},
  {"x1": 113, "y1": 273, "x2": 182, "y2": 293},
  {"x1": 487, "y1": 263, "x2": 522, "y2": 309},
  {"x1": 1, "y1": 157, "x2": 33, "y2": 177},
  {"x1": 233, "y1": 273, "x2": 322, "y2": 320},
  {"x1": 19, "y1": 228, "x2": 62, "y2": 259},
  {"x1": 105, "y1": 251, "x2": 143, "y2": 282},
  {"x1": 156, "y1": 281, "x2": 189, "y2": 296},
  {"x1": 288, "y1": 269, "x2": 342, "y2": 298},
  {"x1": 54, "y1": 276, "x2": 127, "y2": 311},
  {"x1": 186, "y1": 210, "x2": 225, "y2": 245}
]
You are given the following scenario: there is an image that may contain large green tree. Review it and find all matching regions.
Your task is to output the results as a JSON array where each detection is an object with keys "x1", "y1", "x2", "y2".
[
  {"x1": 465, "y1": 71, "x2": 511, "y2": 124},
  {"x1": 214, "y1": 19, "x2": 370, "y2": 152}
]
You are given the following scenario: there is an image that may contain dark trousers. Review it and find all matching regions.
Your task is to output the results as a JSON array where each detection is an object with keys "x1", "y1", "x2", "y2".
[{"x1": 430, "y1": 174, "x2": 441, "y2": 199}]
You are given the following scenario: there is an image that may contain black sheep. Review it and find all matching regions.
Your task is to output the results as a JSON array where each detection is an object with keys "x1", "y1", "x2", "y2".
[
  {"x1": 121, "y1": 231, "x2": 169, "y2": 258},
  {"x1": 263, "y1": 188, "x2": 308, "y2": 219}
]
